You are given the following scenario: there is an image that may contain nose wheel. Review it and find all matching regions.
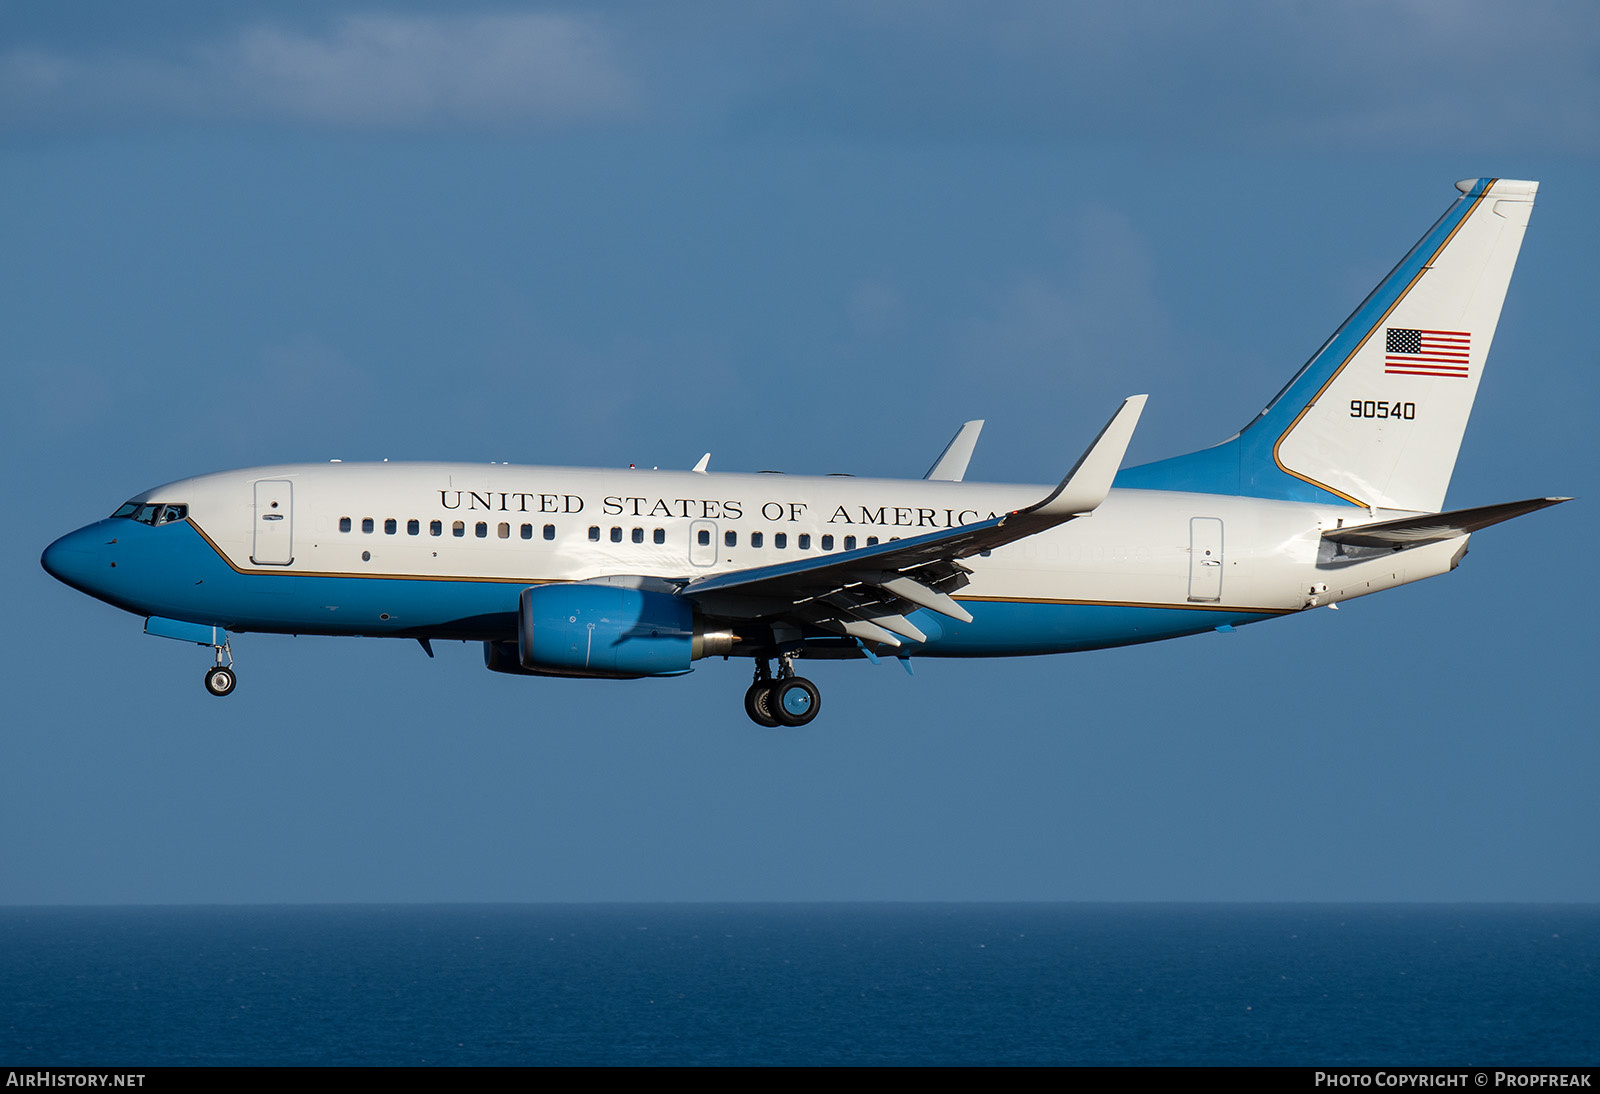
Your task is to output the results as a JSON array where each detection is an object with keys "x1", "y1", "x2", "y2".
[
  {"x1": 204, "y1": 665, "x2": 237, "y2": 697},
  {"x1": 202, "y1": 637, "x2": 236, "y2": 697},
  {"x1": 744, "y1": 657, "x2": 821, "y2": 727}
]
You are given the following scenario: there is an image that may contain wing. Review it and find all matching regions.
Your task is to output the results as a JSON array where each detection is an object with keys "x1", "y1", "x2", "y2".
[{"x1": 682, "y1": 396, "x2": 1147, "y2": 647}]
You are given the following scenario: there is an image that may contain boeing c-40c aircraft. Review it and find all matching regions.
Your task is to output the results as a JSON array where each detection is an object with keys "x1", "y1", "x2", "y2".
[{"x1": 43, "y1": 178, "x2": 1567, "y2": 726}]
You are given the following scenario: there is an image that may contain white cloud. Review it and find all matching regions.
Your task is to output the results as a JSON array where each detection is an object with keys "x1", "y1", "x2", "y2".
[
  {"x1": 0, "y1": 13, "x2": 636, "y2": 130},
  {"x1": 723, "y1": 0, "x2": 1600, "y2": 153},
  {"x1": 4, "y1": 2, "x2": 1593, "y2": 149},
  {"x1": 221, "y1": 14, "x2": 633, "y2": 127}
]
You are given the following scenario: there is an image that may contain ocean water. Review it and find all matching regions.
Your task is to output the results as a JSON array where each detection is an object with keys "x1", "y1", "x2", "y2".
[{"x1": 1, "y1": 904, "x2": 1594, "y2": 1066}]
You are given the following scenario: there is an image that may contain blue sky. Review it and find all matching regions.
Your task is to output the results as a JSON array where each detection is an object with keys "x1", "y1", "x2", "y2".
[{"x1": 3, "y1": 2, "x2": 1596, "y2": 903}]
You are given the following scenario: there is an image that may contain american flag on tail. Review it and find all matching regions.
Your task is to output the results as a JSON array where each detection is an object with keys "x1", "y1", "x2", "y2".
[{"x1": 1384, "y1": 328, "x2": 1471, "y2": 378}]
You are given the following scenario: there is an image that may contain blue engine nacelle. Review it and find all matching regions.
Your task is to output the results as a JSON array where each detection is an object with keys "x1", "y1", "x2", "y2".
[{"x1": 515, "y1": 583, "x2": 698, "y2": 679}]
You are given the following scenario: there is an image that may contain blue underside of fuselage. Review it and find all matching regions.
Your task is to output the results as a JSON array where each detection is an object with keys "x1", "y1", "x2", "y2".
[{"x1": 43, "y1": 519, "x2": 1281, "y2": 658}]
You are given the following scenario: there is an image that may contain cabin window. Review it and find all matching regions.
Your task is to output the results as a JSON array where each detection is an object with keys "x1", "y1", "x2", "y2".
[
  {"x1": 751, "y1": 532, "x2": 764, "y2": 548},
  {"x1": 543, "y1": 524, "x2": 555, "y2": 541},
  {"x1": 698, "y1": 529, "x2": 711, "y2": 546},
  {"x1": 430, "y1": 520, "x2": 442, "y2": 536},
  {"x1": 724, "y1": 531, "x2": 737, "y2": 547},
  {"x1": 384, "y1": 518, "x2": 397, "y2": 535},
  {"x1": 496, "y1": 522, "x2": 508, "y2": 539},
  {"x1": 798, "y1": 534, "x2": 811, "y2": 550},
  {"x1": 339, "y1": 517, "x2": 351, "y2": 533},
  {"x1": 453, "y1": 521, "x2": 465, "y2": 537},
  {"x1": 407, "y1": 519, "x2": 420, "y2": 536},
  {"x1": 821, "y1": 535, "x2": 834, "y2": 550},
  {"x1": 774, "y1": 533, "x2": 787, "y2": 549},
  {"x1": 844, "y1": 536, "x2": 856, "y2": 550},
  {"x1": 867, "y1": 536, "x2": 879, "y2": 546},
  {"x1": 632, "y1": 527, "x2": 644, "y2": 544},
  {"x1": 610, "y1": 527, "x2": 623, "y2": 543},
  {"x1": 653, "y1": 528, "x2": 665, "y2": 545},
  {"x1": 588, "y1": 526, "x2": 600, "y2": 541},
  {"x1": 476, "y1": 522, "x2": 488, "y2": 538},
  {"x1": 362, "y1": 518, "x2": 374, "y2": 533},
  {"x1": 520, "y1": 524, "x2": 532, "y2": 540}
]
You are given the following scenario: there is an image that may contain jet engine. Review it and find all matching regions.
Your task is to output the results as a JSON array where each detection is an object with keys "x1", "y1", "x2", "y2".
[{"x1": 484, "y1": 583, "x2": 735, "y2": 679}]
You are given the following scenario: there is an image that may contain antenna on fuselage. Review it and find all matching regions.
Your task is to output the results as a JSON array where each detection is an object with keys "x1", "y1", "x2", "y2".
[{"x1": 692, "y1": 453, "x2": 711, "y2": 474}]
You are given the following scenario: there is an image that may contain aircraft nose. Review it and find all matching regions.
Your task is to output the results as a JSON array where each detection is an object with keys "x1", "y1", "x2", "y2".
[{"x1": 41, "y1": 524, "x2": 108, "y2": 593}]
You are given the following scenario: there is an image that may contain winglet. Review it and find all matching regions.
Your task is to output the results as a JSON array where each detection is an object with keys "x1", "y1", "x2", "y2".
[
  {"x1": 925, "y1": 420, "x2": 985, "y2": 481},
  {"x1": 1021, "y1": 395, "x2": 1147, "y2": 518},
  {"x1": 692, "y1": 453, "x2": 710, "y2": 474}
]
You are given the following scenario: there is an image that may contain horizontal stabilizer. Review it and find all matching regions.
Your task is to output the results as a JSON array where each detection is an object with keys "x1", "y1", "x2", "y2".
[{"x1": 1322, "y1": 496, "x2": 1569, "y2": 549}]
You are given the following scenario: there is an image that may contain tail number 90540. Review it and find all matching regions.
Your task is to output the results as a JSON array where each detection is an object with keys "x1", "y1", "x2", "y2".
[{"x1": 1350, "y1": 400, "x2": 1416, "y2": 420}]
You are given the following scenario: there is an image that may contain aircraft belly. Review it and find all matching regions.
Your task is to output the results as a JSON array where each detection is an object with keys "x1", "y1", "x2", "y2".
[{"x1": 917, "y1": 601, "x2": 1280, "y2": 657}]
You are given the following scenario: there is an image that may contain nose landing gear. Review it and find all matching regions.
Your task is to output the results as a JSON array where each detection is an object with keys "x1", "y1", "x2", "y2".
[
  {"x1": 202, "y1": 638, "x2": 236, "y2": 697},
  {"x1": 743, "y1": 655, "x2": 821, "y2": 727}
]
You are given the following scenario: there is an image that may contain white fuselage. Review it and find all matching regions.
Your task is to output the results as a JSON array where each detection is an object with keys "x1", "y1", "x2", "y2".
[{"x1": 131, "y1": 460, "x2": 1459, "y2": 646}]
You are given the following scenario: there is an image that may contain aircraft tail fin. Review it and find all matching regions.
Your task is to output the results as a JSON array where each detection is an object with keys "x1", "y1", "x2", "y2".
[{"x1": 1117, "y1": 178, "x2": 1538, "y2": 511}]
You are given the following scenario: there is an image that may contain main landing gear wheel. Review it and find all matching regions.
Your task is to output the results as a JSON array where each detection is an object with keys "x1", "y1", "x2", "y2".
[
  {"x1": 770, "y1": 677, "x2": 821, "y2": 727},
  {"x1": 204, "y1": 665, "x2": 236, "y2": 697},
  {"x1": 744, "y1": 682, "x2": 780, "y2": 728}
]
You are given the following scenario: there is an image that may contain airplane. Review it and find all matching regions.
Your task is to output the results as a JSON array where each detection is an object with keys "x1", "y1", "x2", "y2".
[{"x1": 41, "y1": 177, "x2": 1568, "y2": 727}]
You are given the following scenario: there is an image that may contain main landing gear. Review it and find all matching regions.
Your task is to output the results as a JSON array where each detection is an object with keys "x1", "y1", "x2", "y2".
[
  {"x1": 744, "y1": 655, "x2": 821, "y2": 727},
  {"x1": 202, "y1": 638, "x2": 236, "y2": 697}
]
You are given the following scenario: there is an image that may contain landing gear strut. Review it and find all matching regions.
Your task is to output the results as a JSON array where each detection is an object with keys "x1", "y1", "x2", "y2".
[
  {"x1": 743, "y1": 654, "x2": 821, "y2": 727},
  {"x1": 202, "y1": 638, "x2": 236, "y2": 697}
]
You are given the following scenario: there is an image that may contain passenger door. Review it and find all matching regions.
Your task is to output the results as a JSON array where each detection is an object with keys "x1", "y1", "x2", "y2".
[
  {"x1": 251, "y1": 480, "x2": 294, "y2": 565},
  {"x1": 1187, "y1": 517, "x2": 1223, "y2": 602}
]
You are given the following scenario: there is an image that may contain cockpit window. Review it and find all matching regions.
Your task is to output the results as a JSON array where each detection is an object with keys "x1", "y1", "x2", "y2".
[{"x1": 111, "y1": 502, "x2": 188, "y2": 525}]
